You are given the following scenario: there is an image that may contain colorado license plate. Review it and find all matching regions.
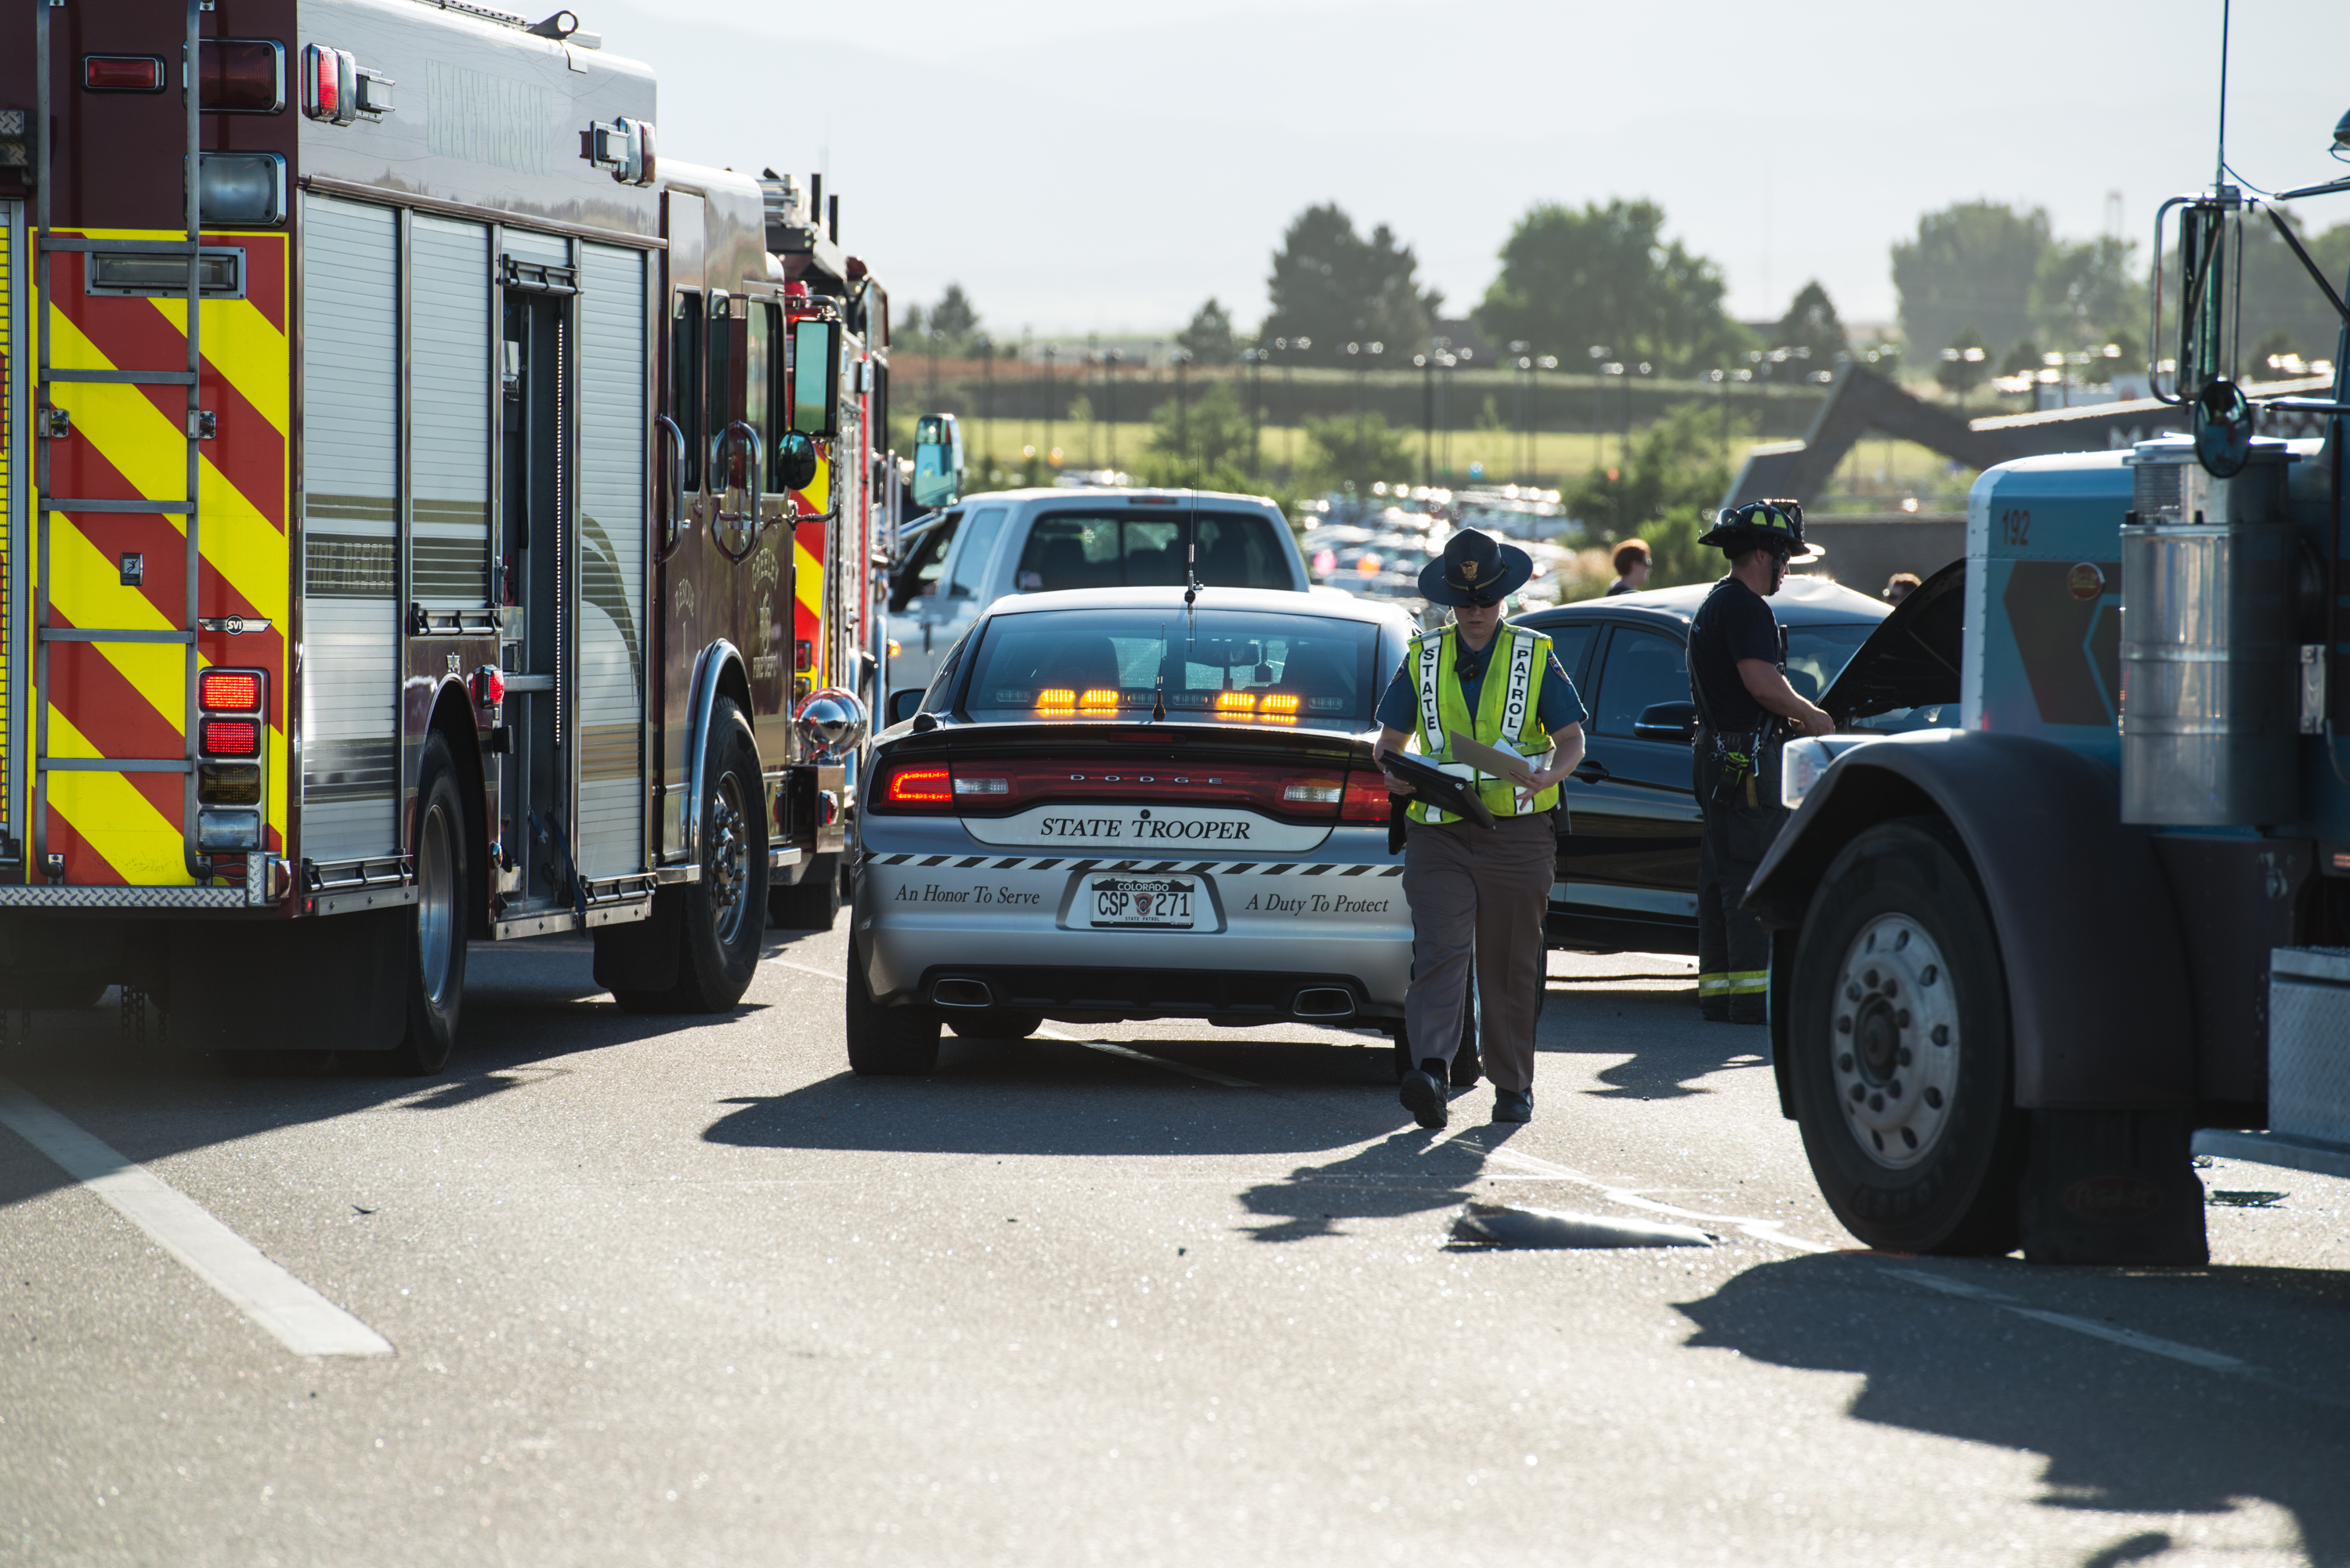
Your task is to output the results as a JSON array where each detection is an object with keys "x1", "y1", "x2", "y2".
[{"x1": 1087, "y1": 875, "x2": 1196, "y2": 929}]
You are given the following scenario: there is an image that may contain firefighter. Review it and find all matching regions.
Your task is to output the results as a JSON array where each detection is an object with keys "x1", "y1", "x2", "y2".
[
  {"x1": 1375, "y1": 529, "x2": 1587, "y2": 1129},
  {"x1": 1687, "y1": 500, "x2": 1833, "y2": 1023}
]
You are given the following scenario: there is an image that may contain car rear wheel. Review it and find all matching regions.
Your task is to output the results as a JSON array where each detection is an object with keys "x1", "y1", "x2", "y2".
[
  {"x1": 846, "y1": 937, "x2": 940, "y2": 1075},
  {"x1": 1789, "y1": 818, "x2": 2025, "y2": 1255}
]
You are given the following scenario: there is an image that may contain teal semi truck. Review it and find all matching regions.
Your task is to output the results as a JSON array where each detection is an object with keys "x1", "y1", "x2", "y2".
[{"x1": 1751, "y1": 117, "x2": 2350, "y2": 1265}]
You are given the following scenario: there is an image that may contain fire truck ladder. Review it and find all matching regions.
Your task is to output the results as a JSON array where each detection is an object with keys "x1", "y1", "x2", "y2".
[{"x1": 29, "y1": 0, "x2": 215, "y2": 889}]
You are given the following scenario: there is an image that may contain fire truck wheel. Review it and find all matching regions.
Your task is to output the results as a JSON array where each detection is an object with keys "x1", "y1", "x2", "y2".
[
  {"x1": 1788, "y1": 817, "x2": 2025, "y2": 1255},
  {"x1": 845, "y1": 935, "x2": 940, "y2": 1075},
  {"x1": 390, "y1": 735, "x2": 469, "y2": 1075},
  {"x1": 768, "y1": 852, "x2": 841, "y2": 931},
  {"x1": 671, "y1": 698, "x2": 768, "y2": 1012}
]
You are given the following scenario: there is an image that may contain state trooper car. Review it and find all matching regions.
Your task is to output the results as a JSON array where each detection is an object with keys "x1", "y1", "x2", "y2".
[{"x1": 844, "y1": 587, "x2": 1425, "y2": 1074}]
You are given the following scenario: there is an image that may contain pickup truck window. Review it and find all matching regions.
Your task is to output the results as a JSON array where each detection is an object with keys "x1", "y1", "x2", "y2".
[
  {"x1": 891, "y1": 512, "x2": 960, "y2": 611},
  {"x1": 944, "y1": 507, "x2": 1008, "y2": 598}
]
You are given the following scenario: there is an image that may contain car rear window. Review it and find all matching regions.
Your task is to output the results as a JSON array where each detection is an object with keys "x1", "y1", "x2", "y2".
[
  {"x1": 960, "y1": 608, "x2": 1379, "y2": 728},
  {"x1": 1013, "y1": 510, "x2": 1292, "y2": 594}
]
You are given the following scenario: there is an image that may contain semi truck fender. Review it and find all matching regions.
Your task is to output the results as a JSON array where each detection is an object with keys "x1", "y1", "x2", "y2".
[
  {"x1": 1744, "y1": 729, "x2": 2193, "y2": 1113},
  {"x1": 683, "y1": 639, "x2": 750, "y2": 863}
]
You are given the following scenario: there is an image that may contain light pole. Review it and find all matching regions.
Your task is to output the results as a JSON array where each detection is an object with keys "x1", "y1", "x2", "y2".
[
  {"x1": 1104, "y1": 349, "x2": 1124, "y2": 469},
  {"x1": 1587, "y1": 345, "x2": 1610, "y2": 471},
  {"x1": 1242, "y1": 346, "x2": 1265, "y2": 475},
  {"x1": 1043, "y1": 344, "x2": 1058, "y2": 472},
  {"x1": 1601, "y1": 359, "x2": 1625, "y2": 472},
  {"x1": 1170, "y1": 348, "x2": 1192, "y2": 469},
  {"x1": 1508, "y1": 341, "x2": 1529, "y2": 484},
  {"x1": 975, "y1": 334, "x2": 993, "y2": 475},
  {"x1": 1533, "y1": 354, "x2": 1556, "y2": 487}
]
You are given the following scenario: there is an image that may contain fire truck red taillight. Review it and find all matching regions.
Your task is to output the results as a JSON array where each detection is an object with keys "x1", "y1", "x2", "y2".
[
  {"x1": 201, "y1": 719, "x2": 262, "y2": 758},
  {"x1": 85, "y1": 55, "x2": 167, "y2": 92},
  {"x1": 201, "y1": 40, "x2": 287, "y2": 114},
  {"x1": 880, "y1": 764, "x2": 953, "y2": 809},
  {"x1": 198, "y1": 670, "x2": 262, "y2": 712}
]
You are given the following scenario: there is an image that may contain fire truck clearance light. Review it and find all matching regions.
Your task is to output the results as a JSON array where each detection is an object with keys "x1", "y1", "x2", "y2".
[
  {"x1": 302, "y1": 44, "x2": 359, "y2": 125},
  {"x1": 85, "y1": 56, "x2": 167, "y2": 92},
  {"x1": 199, "y1": 154, "x2": 285, "y2": 226},
  {"x1": 201, "y1": 719, "x2": 262, "y2": 757},
  {"x1": 199, "y1": 670, "x2": 262, "y2": 711},
  {"x1": 201, "y1": 40, "x2": 287, "y2": 114}
]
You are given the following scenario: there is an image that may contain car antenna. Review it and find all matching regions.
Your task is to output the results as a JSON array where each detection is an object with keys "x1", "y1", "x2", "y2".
[{"x1": 1152, "y1": 622, "x2": 1167, "y2": 722}]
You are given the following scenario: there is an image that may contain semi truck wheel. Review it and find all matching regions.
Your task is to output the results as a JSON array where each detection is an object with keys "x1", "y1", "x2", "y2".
[
  {"x1": 845, "y1": 937, "x2": 939, "y2": 1075},
  {"x1": 1788, "y1": 818, "x2": 2024, "y2": 1255},
  {"x1": 768, "y1": 851, "x2": 840, "y2": 931},
  {"x1": 668, "y1": 697, "x2": 768, "y2": 1012},
  {"x1": 389, "y1": 734, "x2": 468, "y2": 1074}
]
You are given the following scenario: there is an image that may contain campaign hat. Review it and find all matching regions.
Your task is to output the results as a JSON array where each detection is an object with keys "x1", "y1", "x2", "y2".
[{"x1": 1417, "y1": 528, "x2": 1535, "y2": 606}]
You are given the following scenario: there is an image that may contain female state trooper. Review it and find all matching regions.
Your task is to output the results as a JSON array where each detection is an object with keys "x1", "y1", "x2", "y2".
[
  {"x1": 1686, "y1": 500, "x2": 1832, "y2": 1024},
  {"x1": 1374, "y1": 529, "x2": 1586, "y2": 1129}
]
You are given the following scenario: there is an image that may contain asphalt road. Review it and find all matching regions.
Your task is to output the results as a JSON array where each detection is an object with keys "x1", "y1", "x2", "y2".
[{"x1": 2, "y1": 920, "x2": 2347, "y2": 1567}]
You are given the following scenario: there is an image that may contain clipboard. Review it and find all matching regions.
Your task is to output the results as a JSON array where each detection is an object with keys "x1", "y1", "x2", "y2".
[
  {"x1": 1377, "y1": 750, "x2": 1495, "y2": 829},
  {"x1": 1445, "y1": 728, "x2": 1538, "y2": 786}
]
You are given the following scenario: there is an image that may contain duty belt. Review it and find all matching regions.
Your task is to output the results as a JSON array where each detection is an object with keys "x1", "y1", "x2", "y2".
[{"x1": 1699, "y1": 723, "x2": 1779, "y2": 811}]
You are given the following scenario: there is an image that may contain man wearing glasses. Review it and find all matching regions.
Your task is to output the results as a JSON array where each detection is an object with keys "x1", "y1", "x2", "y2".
[{"x1": 1686, "y1": 501, "x2": 1833, "y2": 1024}]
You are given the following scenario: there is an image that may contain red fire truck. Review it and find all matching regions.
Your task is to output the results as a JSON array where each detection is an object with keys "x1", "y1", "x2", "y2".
[{"x1": 0, "y1": 0, "x2": 870, "y2": 1068}]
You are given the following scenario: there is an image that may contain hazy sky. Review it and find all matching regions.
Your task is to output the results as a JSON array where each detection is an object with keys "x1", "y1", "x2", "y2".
[{"x1": 595, "y1": 0, "x2": 2350, "y2": 339}]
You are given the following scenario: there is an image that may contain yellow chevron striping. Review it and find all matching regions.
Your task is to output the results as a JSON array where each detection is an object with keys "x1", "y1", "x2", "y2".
[
  {"x1": 43, "y1": 310, "x2": 288, "y2": 625},
  {"x1": 43, "y1": 707, "x2": 187, "y2": 885},
  {"x1": 793, "y1": 539, "x2": 822, "y2": 612},
  {"x1": 797, "y1": 452, "x2": 831, "y2": 515},
  {"x1": 143, "y1": 294, "x2": 290, "y2": 438},
  {"x1": 47, "y1": 520, "x2": 186, "y2": 702}
]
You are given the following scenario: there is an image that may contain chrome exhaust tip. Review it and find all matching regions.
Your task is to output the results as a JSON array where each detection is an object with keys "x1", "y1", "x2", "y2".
[
  {"x1": 1292, "y1": 987, "x2": 1356, "y2": 1019},
  {"x1": 931, "y1": 977, "x2": 994, "y2": 1009}
]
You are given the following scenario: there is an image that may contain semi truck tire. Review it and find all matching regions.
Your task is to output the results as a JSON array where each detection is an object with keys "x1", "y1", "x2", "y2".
[
  {"x1": 389, "y1": 735, "x2": 468, "y2": 1074},
  {"x1": 668, "y1": 697, "x2": 768, "y2": 1012},
  {"x1": 768, "y1": 851, "x2": 840, "y2": 931},
  {"x1": 1788, "y1": 818, "x2": 2025, "y2": 1255},
  {"x1": 845, "y1": 936, "x2": 940, "y2": 1075}
]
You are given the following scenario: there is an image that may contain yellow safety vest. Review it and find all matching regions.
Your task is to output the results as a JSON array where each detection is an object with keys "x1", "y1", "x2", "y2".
[{"x1": 1405, "y1": 623, "x2": 1560, "y2": 825}]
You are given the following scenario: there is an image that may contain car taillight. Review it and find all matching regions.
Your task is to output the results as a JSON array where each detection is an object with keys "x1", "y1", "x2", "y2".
[
  {"x1": 1340, "y1": 770, "x2": 1394, "y2": 822},
  {"x1": 198, "y1": 670, "x2": 262, "y2": 711},
  {"x1": 201, "y1": 718, "x2": 262, "y2": 757},
  {"x1": 85, "y1": 55, "x2": 166, "y2": 92},
  {"x1": 1282, "y1": 779, "x2": 1344, "y2": 805},
  {"x1": 881, "y1": 764, "x2": 953, "y2": 808},
  {"x1": 953, "y1": 775, "x2": 1009, "y2": 797}
]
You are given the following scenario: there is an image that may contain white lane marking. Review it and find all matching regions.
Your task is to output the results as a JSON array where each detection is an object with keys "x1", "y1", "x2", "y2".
[
  {"x1": 1885, "y1": 1267, "x2": 2248, "y2": 1373},
  {"x1": 1040, "y1": 1031, "x2": 1258, "y2": 1089},
  {"x1": 1447, "y1": 1135, "x2": 1836, "y2": 1252},
  {"x1": 0, "y1": 1079, "x2": 392, "y2": 1358},
  {"x1": 773, "y1": 959, "x2": 844, "y2": 983}
]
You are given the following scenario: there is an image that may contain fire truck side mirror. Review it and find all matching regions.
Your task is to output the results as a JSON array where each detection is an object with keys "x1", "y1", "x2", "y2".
[
  {"x1": 912, "y1": 413, "x2": 964, "y2": 508},
  {"x1": 789, "y1": 319, "x2": 841, "y2": 439},
  {"x1": 773, "y1": 432, "x2": 820, "y2": 493}
]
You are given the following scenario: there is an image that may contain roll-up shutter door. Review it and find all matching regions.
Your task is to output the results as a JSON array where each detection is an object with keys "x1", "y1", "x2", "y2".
[
  {"x1": 298, "y1": 193, "x2": 400, "y2": 864},
  {"x1": 410, "y1": 215, "x2": 491, "y2": 608},
  {"x1": 574, "y1": 244, "x2": 647, "y2": 879}
]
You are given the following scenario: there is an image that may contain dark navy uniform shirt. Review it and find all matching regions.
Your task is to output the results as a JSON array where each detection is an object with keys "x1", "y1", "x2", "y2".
[
  {"x1": 1687, "y1": 576, "x2": 1781, "y2": 732},
  {"x1": 1374, "y1": 634, "x2": 1587, "y2": 736}
]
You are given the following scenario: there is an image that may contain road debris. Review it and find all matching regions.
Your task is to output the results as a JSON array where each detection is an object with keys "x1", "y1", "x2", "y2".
[{"x1": 1451, "y1": 1201, "x2": 1715, "y2": 1250}]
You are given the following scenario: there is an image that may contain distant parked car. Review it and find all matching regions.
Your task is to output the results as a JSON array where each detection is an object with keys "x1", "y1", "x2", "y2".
[
  {"x1": 887, "y1": 488, "x2": 1310, "y2": 693},
  {"x1": 1513, "y1": 575, "x2": 1947, "y2": 956}
]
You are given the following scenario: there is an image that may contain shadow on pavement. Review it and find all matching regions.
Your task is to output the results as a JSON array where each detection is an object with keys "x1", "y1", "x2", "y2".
[
  {"x1": 703, "y1": 1030, "x2": 1412, "y2": 1161},
  {"x1": 1237, "y1": 1123, "x2": 1523, "y2": 1242},
  {"x1": 1677, "y1": 1252, "x2": 2350, "y2": 1565},
  {"x1": 0, "y1": 934, "x2": 761, "y2": 1215}
]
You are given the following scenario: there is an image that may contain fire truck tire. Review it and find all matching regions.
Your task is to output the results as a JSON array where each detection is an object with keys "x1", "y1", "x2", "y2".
[
  {"x1": 845, "y1": 936, "x2": 940, "y2": 1075},
  {"x1": 668, "y1": 698, "x2": 768, "y2": 1012},
  {"x1": 389, "y1": 735, "x2": 469, "y2": 1075},
  {"x1": 768, "y1": 852, "x2": 841, "y2": 931},
  {"x1": 1787, "y1": 818, "x2": 2025, "y2": 1255}
]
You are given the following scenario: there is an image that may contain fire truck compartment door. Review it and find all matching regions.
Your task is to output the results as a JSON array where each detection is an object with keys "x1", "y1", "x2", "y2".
[
  {"x1": 576, "y1": 244, "x2": 649, "y2": 880},
  {"x1": 299, "y1": 194, "x2": 401, "y2": 865}
]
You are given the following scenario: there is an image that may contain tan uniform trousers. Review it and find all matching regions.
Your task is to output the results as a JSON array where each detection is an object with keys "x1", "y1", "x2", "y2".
[{"x1": 1401, "y1": 811, "x2": 1556, "y2": 1093}]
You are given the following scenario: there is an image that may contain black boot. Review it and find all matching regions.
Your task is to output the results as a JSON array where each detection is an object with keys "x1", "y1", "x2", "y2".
[{"x1": 1399, "y1": 1057, "x2": 1449, "y2": 1129}]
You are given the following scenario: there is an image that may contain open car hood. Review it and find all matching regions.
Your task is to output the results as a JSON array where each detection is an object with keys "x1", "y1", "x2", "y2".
[{"x1": 1820, "y1": 558, "x2": 1965, "y2": 721}]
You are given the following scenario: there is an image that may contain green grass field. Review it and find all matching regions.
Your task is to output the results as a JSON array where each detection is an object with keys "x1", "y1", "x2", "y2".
[{"x1": 952, "y1": 417, "x2": 1973, "y2": 510}]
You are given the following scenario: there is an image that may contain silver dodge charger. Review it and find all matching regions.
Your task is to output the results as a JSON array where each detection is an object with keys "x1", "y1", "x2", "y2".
[{"x1": 846, "y1": 587, "x2": 1425, "y2": 1075}]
